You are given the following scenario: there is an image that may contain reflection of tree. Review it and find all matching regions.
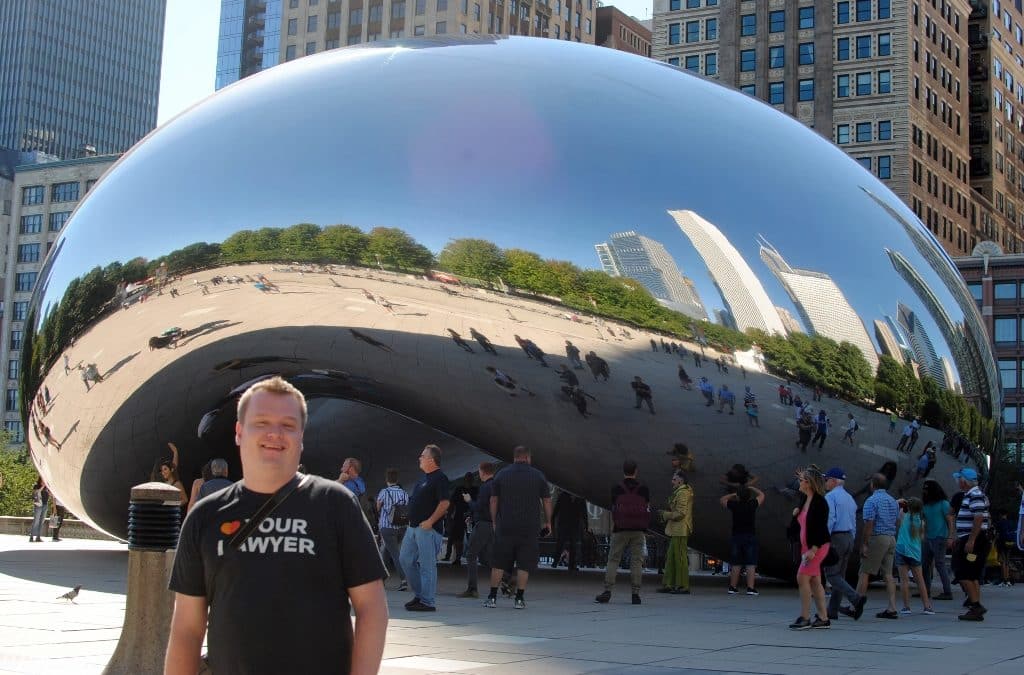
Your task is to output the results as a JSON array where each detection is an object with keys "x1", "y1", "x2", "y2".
[{"x1": 753, "y1": 330, "x2": 873, "y2": 401}]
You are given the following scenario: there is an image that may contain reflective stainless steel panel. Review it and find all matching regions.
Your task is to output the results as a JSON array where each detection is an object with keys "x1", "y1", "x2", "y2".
[{"x1": 22, "y1": 37, "x2": 996, "y2": 578}]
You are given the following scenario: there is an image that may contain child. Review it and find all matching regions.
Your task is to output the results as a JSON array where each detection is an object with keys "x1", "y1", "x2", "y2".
[
  {"x1": 746, "y1": 402, "x2": 759, "y2": 427},
  {"x1": 896, "y1": 497, "x2": 935, "y2": 615}
]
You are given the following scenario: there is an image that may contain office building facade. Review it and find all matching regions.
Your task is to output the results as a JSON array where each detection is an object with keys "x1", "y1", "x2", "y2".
[
  {"x1": 0, "y1": 1, "x2": 166, "y2": 159},
  {"x1": 1, "y1": 156, "x2": 119, "y2": 442},
  {"x1": 595, "y1": 5, "x2": 653, "y2": 57},
  {"x1": 216, "y1": 0, "x2": 598, "y2": 89}
]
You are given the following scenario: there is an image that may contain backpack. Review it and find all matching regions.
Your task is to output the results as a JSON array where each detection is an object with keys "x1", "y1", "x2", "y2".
[
  {"x1": 612, "y1": 481, "x2": 650, "y2": 530},
  {"x1": 390, "y1": 501, "x2": 410, "y2": 527}
]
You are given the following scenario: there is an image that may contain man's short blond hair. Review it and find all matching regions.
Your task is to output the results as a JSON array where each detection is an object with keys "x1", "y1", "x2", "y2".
[
  {"x1": 344, "y1": 457, "x2": 362, "y2": 474},
  {"x1": 237, "y1": 376, "x2": 308, "y2": 427}
]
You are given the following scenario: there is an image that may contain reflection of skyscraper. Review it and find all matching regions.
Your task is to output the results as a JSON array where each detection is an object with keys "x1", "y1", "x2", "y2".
[
  {"x1": 759, "y1": 237, "x2": 878, "y2": 372},
  {"x1": 776, "y1": 306, "x2": 804, "y2": 335},
  {"x1": 874, "y1": 319, "x2": 903, "y2": 361},
  {"x1": 595, "y1": 231, "x2": 707, "y2": 320},
  {"x1": 715, "y1": 308, "x2": 738, "y2": 330},
  {"x1": 670, "y1": 210, "x2": 786, "y2": 334},
  {"x1": 941, "y1": 356, "x2": 958, "y2": 392},
  {"x1": 897, "y1": 302, "x2": 945, "y2": 385}
]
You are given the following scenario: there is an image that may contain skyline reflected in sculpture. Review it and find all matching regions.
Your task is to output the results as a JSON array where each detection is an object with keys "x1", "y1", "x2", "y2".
[{"x1": 20, "y1": 37, "x2": 997, "y2": 579}]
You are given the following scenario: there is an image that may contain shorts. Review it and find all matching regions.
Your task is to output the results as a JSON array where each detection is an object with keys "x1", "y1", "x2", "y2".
[
  {"x1": 861, "y1": 534, "x2": 895, "y2": 576},
  {"x1": 730, "y1": 533, "x2": 759, "y2": 566},
  {"x1": 492, "y1": 533, "x2": 540, "y2": 574},
  {"x1": 894, "y1": 551, "x2": 921, "y2": 568},
  {"x1": 951, "y1": 536, "x2": 991, "y2": 582}
]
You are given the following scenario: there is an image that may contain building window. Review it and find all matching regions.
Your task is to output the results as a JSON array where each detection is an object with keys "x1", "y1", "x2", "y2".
[
  {"x1": 706, "y1": 0, "x2": 717, "y2": 5},
  {"x1": 740, "y1": 84, "x2": 756, "y2": 96},
  {"x1": 799, "y1": 42, "x2": 815, "y2": 64},
  {"x1": 856, "y1": 71, "x2": 872, "y2": 95},
  {"x1": 855, "y1": 122, "x2": 871, "y2": 142},
  {"x1": 15, "y1": 272, "x2": 36, "y2": 292},
  {"x1": 878, "y1": 119, "x2": 891, "y2": 140},
  {"x1": 13, "y1": 302, "x2": 28, "y2": 321},
  {"x1": 877, "y1": 0, "x2": 890, "y2": 19},
  {"x1": 5, "y1": 389, "x2": 17, "y2": 412},
  {"x1": 436, "y1": 20, "x2": 446, "y2": 33},
  {"x1": 856, "y1": 157, "x2": 872, "y2": 171},
  {"x1": 437, "y1": 0, "x2": 447, "y2": 10},
  {"x1": 741, "y1": 14, "x2": 756, "y2": 36},
  {"x1": 286, "y1": 44, "x2": 297, "y2": 60},
  {"x1": 350, "y1": 8, "x2": 362, "y2": 24},
  {"x1": 369, "y1": 4, "x2": 383, "y2": 21},
  {"x1": 20, "y1": 214, "x2": 42, "y2": 234},
  {"x1": 769, "y1": 45, "x2": 784, "y2": 68},
  {"x1": 326, "y1": 38, "x2": 340, "y2": 48},
  {"x1": 9, "y1": 331, "x2": 22, "y2": 351},
  {"x1": 7, "y1": 360, "x2": 18, "y2": 381},
  {"x1": 837, "y1": 124, "x2": 851, "y2": 144},
  {"x1": 837, "y1": 37, "x2": 850, "y2": 60},
  {"x1": 307, "y1": 14, "x2": 318, "y2": 31},
  {"x1": 878, "y1": 69, "x2": 891, "y2": 93},
  {"x1": 855, "y1": 0, "x2": 871, "y2": 20},
  {"x1": 670, "y1": 0, "x2": 681, "y2": 8},
  {"x1": 856, "y1": 35, "x2": 871, "y2": 58},
  {"x1": 705, "y1": 52, "x2": 718, "y2": 75},
  {"x1": 995, "y1": 281, "x2": 1018, "y2": 299},
  {"x1": 996, "y1": 316, "x2": 1018, "y2": 343},
  {"x1": 288, "y1": 18, "x2": 298, "y2": 35},
  {"x1": 686, "y1": 21, "x2": 700, "y2": 42},
  {"x1": 414, "y1": 24, "x2": 425, "y2": 34},
  {"x1": 393, "y1": 1, "x2": 406, "y2": 18},
  {"x1": 769, "y1": 10, "x2": 785, "y2": 33},
  {"x1": 1001, "y1": 359, "x2": 1020, "y2": 390},
  {"x1": 22, "y1": 186, "x2": 43, "y2": 205},
  {"x1": 290, "y1": 0, "x2": 299, "y2": 6},
  {"x1": 799, "y1": 79, "x2": 814, "y2": 101},
  {"x1": 837, "y1": 74, "x2": 851, "y2": 97},
  {"x1": 799, "y1": 7, "x2": 814, "y2": 29},
  {"x1": 51, "y1": 182, "x2": 79, "y2": 203},
  {"x1": 684, "y1": 55, "x2": 699, "y2": 71},
  {"x1": 416, "y1": 0, "x2": 426, "y2": 14},
  {"x1": 4, "y1": 421, "x2": 23, "y2": 443},
  {"x1": 837, "y1": 1, "x2": 850, "y2": 23},
  {"x1": 706, "y1": 18, "x2": 717, "y2": 40},
  {"x1": 685, "y1": 0, "x2": 699, "y2": 6},
  {"x1": 669, "y1": 23, "x2": 680, "y2": 44},
  {"x1": 1004, "y1": 406, "x2": 1019, "y2": 426},
  {"x1": 305, "y1": 41, "x2": 317, "y2": 54},
  {"x1": 17, "y1": 244, "x2": 40, "y2": 263},
  {"x1": 878, "y1": 33, "x2": 890, "y2": 56},
  {"x1": 668, "y1": 57, "x2": 680, "y2": 66},
  {"x1": 769, "y1": 81, "x2": 784, "y2": 104},
  {"x1": 473, "y1": 2, "x2": 480, "y2": 19},
  {"x1": 740, "y1": 49, "x2": 756, "y2": 71},
  {"x1": 85, "y1": 179, "x2": 97, "y2": 192},
  {"x1": 328, "y1": 11, "x2": 341, "y2": 27}
]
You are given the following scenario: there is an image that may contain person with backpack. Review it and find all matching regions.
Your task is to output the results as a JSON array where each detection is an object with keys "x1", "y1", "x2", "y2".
[
  {"x1": 595, "y1": 460, "x2": 651, "y2": 605},
  {"x1": 376, "y1": 468, "x2": 410, "y2": 592},
  {"x1": 457, "y1": 462, "x2": 496, "y2": 599},
  {"x1": 657, "y1": 470, "x2": 694, "y2": 594},
  {"x1": 843, "y1": 413, "x2": 859, "y2": 445}
]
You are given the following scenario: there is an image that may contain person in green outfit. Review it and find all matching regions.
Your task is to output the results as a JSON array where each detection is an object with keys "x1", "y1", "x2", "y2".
[{"x1": 657, "y1": 471, "x2": 694, "y2": 594}]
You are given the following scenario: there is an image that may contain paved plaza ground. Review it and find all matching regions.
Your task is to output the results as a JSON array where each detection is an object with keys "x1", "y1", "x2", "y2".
[{"x1": 0, "y1": 534, "x2": 1022, "y2": 674}]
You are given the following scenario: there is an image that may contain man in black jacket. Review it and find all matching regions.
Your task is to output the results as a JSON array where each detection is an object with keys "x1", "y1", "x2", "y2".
[
  {"x1": 552, "y1": 490, "x2": 588, "y2": 572},
  {"x1": 457, "y1": 463, "x2": 496, "y2": 599}
]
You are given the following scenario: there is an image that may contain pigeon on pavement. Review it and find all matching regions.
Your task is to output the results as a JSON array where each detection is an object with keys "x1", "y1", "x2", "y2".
[{"x1": 57, "y1": 585, "x2": 82, "y2": 603}]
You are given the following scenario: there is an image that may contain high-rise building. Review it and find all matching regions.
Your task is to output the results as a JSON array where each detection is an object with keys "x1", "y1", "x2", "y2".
[
  {"x1": 776, "y1": 305, "x2": 804, "y2": 334},
  {"x1": 897, "y1": 300, "x2": 945, "y2": 384},
  {"x1": 595, "y1": 230, "x2": 707, "y2": 320},
  {"x1": 759, "y1": 237, "x2": 878, "y2": 371},
  {"x1": 595, "y1": 5, "x2": 652, "y2": 57},
  {"x1": 1, "y1": 156, "x2": 120, "y2": 442},
  {"x1": 874, "y1": 317, "x2": 904, "y2": 360},
  {"x1": 0, "y1": 1, "x2": 166, "y2": 159},
  {"x1": 651, "y1": 0, "x2": 986, "y2": 257},
  {"x1": 216, "y1": 0, "x2": 598, "y2": 89},
  {"x1": 670, "y1": 209, "x2": 786, "y2": 334}
]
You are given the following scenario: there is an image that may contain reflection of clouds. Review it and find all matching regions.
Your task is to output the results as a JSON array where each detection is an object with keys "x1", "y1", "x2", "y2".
[
  {"x1": 669, "y1": 209, "x2": 785, "y2": 334},
  {"x1": 863, "y1": 188, "x2": 999, "y2": 414}
]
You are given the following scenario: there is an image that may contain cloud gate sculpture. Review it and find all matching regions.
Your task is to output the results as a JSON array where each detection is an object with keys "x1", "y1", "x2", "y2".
[{"x1": 22, "y1": 37, "x2": 997, "y2": 579}]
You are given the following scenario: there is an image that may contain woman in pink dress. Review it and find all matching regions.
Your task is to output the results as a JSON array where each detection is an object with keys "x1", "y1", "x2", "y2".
[{"x1": 790, "y1": 467, "x2": 832, "y2": 630}]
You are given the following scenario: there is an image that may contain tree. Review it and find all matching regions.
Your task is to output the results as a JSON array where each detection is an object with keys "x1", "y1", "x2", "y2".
[
  {"x1": 279, "y1": 223, "x2": 321, "y2": 260},
  {"x1": 317, "y1": 224, "x2": 368, "y2": 264},
  {"x1": 363, "y1": 227, "x2": 434, "y2": 271},
  {"x1": 502, "y1": 249, "x2": 550, "y2": 292},
  {"x1": 437, "y1": 238, "x2": 507, "y2": 283},
  {"x1": 221, "y1": 229, "x2": 257, "y2": 262},
  {"x1": 0, "y1": 433, "x2": 35, "y2": 517}
]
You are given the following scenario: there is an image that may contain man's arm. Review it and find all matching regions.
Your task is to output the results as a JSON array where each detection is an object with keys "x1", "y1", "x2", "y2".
[
  {"x1": 541, "y1": 496, "x2": 553, "y2": 533},
  {"x1": 420, "y1": 500, "x2": 450, "y2": 530},
  {"x1": 164, "y1": 593, "x2": 208, "y2": 675},
  {"x1": 860, "y1": 519, "x2": 875, "y2": 555},
  {"x1": 966, "y1": 512, "x2": 984, "y2": 554},
  {"x1": 719, "y1": 493, "x2": 736, "y2": 508},
  {"x1": 490, "y1": 495, "x2": 498, "y2": 525},
  {"x1": 348, "y1": 579, "x2": 388, "y2": 675},
  {"x1": 751, "y1": 487, "x2": 766, "y2": 506}
]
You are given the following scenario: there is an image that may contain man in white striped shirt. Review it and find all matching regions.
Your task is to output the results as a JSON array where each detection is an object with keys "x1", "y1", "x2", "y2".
[
  {"x1": 951, "y1": 468, "x2": 990, "y2": 621},
  {"x1": 377, "y1": 468, "x2": 410, "y2": 592}
]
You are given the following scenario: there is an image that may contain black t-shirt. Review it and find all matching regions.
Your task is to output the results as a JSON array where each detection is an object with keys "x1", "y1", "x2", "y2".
[
  {"x1": 408, "y1": 469, "x2": 450, "y2": 532},
  {"x1": 168, "y1": 475, "x2": 386, "y2": 675},
  {"x1": 198, "y1": 477, "x2": 234, "y2": 500},
  {"x1": 727, "y1": 497, "x2": 758, "y2": 535},
  {"x1": 492, "y1": 462, "x2": 551, "y2": 536}
]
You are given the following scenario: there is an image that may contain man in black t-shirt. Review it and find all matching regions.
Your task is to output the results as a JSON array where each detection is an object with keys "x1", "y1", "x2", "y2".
[
  {"x1": 485, "y1": 446, "x2": 552, "y2": 609},
  {"x1": 719, "y1": 485, "x2": 765, "y2": 595},
  {"x1": 165, "y1": 377, "x2": 387, "y2": 675},
  {"x1": 399, "y1": 444, "x2": 450, "y2": 612}
]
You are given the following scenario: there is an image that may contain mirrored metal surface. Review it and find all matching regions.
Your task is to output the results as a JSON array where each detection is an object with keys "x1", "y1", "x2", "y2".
[{"x1": 22, "y1": 37, "x2": 996, "y2": 578}]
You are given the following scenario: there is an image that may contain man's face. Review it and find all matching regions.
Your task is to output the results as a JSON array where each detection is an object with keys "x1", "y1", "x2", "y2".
[
  {"x1": 342, "y1": 459, "x2": 354, "y2": 476},
  {"x1": 235, "y1": 391, "x2": 304, "y2": 479},
  {"x1": 419, "y1": 449, "x2": 436, "y2": 472},
  {"x1": 825, "y1": 477, "x2": 837, "y2": 491}
]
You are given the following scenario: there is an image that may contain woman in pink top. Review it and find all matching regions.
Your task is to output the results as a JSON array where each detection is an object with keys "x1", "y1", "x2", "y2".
[{"x1": 790, "y1": 467, "x2": 832, "y2": 630}]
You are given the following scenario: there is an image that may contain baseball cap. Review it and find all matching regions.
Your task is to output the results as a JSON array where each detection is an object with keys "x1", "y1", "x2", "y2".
[
  {"x1": 953, "y1": 468, "x2": 979, "y2": 481},
  {"x1": 824, "y1": 467, "x2": 846, "y2": 480}
]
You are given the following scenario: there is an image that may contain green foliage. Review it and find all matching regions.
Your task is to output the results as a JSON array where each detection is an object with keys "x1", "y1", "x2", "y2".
[
  {"x1": 317, "y1": 224, "x2": 368, "y2": 264},
  {"x1": 0, "y1": 435, "x2": 36, "y2": 517},
  {"x1": 363, "y1": 227, "x2": 435, "y2": 271},
  {"x1": 437, "y1": 239, "x2": 507, "y2": 283},
  {"x1": 151, "y1": 242, "x2": 222, "y2": 275}
]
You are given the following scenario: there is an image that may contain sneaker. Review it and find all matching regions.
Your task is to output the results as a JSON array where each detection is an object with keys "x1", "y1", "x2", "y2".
[
  {"x1": 406, "y1": 600, "x2": 436, "y2": 612},
  {"x1": 655, "y1": 587, "x2": 674, "y2": 594},
  {"x1": 837, "y1": 606, "x2": 856, "y2": 619},
  {"x1": 923, "y1": 607, "x2": 936, "y2": 615},
  {"x1": 671, "y1": 588, "x2": 691, "y2": 595},
  {"x1": 727, "y1": 586, "x2": 739, "y2": 594},
  {"x1": 957, "y1": 607, "x2": 985, "y2": 621},
  {"x1": 853, "y1": 595, "x2": 868, "y2": 620},
  {"x1": 789, "y1": 616, "x2": 812, "y2": 630},
  {"x1": 456, "y1": 589, "x2": 479, "y2": 599},
  {"x1": 899, "y1": 607, "x2": 913, "y2": 615},
  {"x1": 746, "y1": 588, "x2": 759, "y2": 596},
  {"x1": 876, "y1": 609, "x2": 899, "y2": 619},
  {"x1": 397, "y1": 581, "x2": 408, "y2": 592},
  {"x1": 483, "y1": 596, "x2": 497, "y2": 608},
  {"x1": 811, "y1": 615, "x2": 831, "y2": 629},
  {"x1": 933, "y1": 592, "x2": 954, "y2": 600},
  {"x1": 594, "y1": 591, "x2": 611, "y2": 604},
  {"x1": 514, "y1": 597, "x2": 526, "y2": 609},
  {"x1": 632, "y1": 593, "x2": 641, "y2": 605},
  {"x1": 404, "y1": 597, "x2": 421, "y2": 609}
]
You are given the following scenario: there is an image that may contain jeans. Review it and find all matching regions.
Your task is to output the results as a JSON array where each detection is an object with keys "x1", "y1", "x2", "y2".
[
  {"x1": 400, "y1": 526, "x2": 443, "y2": 607},
  {"x1": 604, "y1": 531, "x2": 646, "y2": 593},
  {"x1": 30, "y1": 504, "x2": 46, "y2": 539},
  {"x1": 380, "y1": 527, "x2": 407, "y2": 581},
  {"x1": 921, "y1": 536, "x2": 952, "y2": 595},
  {"x1": 824, "y1": 532, "x2": 860, "y2": 618},
  {"x1": 464, "y1": 521, "x2": 494, "y2": 590}
]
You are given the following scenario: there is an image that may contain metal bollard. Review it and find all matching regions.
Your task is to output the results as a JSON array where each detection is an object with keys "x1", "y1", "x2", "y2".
[{"x1": 103, "y1": 482, "x2": 183, "y2": 675}]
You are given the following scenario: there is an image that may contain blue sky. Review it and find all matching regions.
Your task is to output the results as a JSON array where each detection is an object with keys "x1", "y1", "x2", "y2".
[{"x1": 157, "y1": 0, "x2": 655, "y2": 124}]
